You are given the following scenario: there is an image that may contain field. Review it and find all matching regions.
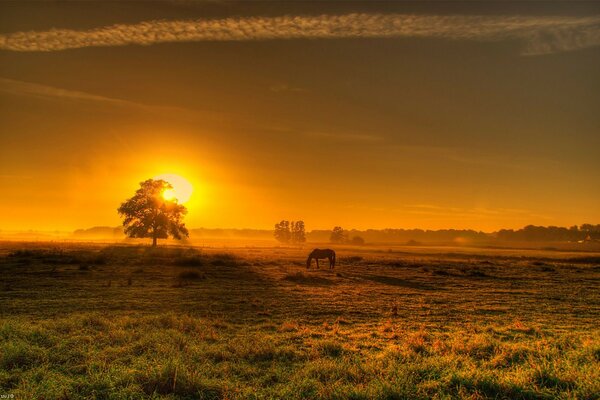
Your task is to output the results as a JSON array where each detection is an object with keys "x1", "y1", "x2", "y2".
[{"x1": 1, "y1": 241, "x2": 599, "y2": 399}]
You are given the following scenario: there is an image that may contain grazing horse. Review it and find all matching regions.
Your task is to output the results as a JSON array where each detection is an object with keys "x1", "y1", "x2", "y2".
[{"x1": 307, "y1": 249, "x2": 336, "y2": 269}]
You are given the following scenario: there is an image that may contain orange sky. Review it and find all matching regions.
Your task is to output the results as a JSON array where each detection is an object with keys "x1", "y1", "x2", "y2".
[{"x1": 1, "y1": 2, "x2": 599, "y2": 232}]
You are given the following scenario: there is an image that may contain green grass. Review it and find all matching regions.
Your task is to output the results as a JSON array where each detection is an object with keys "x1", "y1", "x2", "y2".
[{"x1": 0, "y1": 242, "x2": 599, "y2": 399}]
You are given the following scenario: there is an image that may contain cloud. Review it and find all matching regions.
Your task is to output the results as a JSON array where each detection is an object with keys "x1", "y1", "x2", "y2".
[
  {"x1": 269, "y1": 83, "x2": 308, "y2": 93},
  {"x1": 343, "y1": 202, "x2": 552, "y2": 221},
  {"x1": 399, "y1": 204, "x2": 551, "y2": 220},
  {"x1": 0, "y1": 77, "x2": 192, "y2": 114},
  {"x1": 0, "y1": 77, "x2": 144, "y2": 107},
  {"x1": 0, "y1": 13, "x2": 598, "y2": 54},
  {"x1": 305, "y1": 131, "x2": 383, "y2": 142}
]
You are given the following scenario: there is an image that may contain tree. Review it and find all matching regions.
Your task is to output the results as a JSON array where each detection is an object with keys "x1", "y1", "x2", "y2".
[
  {"x1": 291, "y1": 221, "x2": 306, "y2": 243},
  {"x1": 118, "y1": 179, "x2": 189, "y2": 247},
  {"x1": 330, "y1": 226, "x2": 347, "y2": 244},
  {"x1": 274, "y1": 220, "x2": 291, "y2": 243},
  {"x1": 580, "y1": 224, "x2": 595, "y2": 232}
]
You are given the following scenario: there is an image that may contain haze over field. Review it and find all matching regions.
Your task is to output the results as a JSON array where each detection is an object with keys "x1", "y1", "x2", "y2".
[{"x1": 1, "y1": 1, "x2": 599, "y2": 233}]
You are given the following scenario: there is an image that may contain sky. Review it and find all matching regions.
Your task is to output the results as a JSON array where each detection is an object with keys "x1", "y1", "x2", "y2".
[{"x1": 0, "y1": 1, "x2": 599, "y2": 232}]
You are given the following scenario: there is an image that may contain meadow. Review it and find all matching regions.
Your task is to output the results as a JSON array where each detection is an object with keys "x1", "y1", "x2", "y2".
[{"x1": 0, "y1": 241, "x2": 599, "y2": 399}]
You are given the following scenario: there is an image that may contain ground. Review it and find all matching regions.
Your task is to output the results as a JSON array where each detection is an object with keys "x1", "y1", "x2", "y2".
[{"x1": 0, "y1": 241, "x2": 599, "y2": 399}]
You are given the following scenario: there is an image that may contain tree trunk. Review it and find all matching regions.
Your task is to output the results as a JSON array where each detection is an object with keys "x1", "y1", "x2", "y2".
[{"x1": 152, "y1": 234, "x2": 157, "y2": 247}]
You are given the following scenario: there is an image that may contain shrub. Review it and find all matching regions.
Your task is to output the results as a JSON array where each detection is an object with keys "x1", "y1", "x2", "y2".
[
  {"x1": 178, "y1": 270, "x2": 205, "y2": 280},
  {"x1": 350, "y1": 236, "x2": 365, "y2": 245}
]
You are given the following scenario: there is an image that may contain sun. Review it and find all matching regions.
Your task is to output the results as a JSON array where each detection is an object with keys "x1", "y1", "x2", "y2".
[
  {"x1": 154, "y1": 173, "x2": 194, "y2": 203},
  {"x1": 162, "y1": 188, "x2": 177, "y2": 201}
]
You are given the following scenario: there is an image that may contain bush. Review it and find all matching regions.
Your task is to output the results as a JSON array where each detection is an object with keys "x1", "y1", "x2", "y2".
[
  {"x1": 178, "y1": 270, "x2": 205, "y2": 280},
  {"x1": 350, "y1": 236, "x2": 365, "y2": 245}
]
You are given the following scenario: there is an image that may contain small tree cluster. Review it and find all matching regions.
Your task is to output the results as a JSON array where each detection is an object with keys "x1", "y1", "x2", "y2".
[
  {"x1": 274, "y1": 220, "x2": 306, "y2": 244},
  {"x1": 330, "y1": 226, "x2": 364, "y2": 245}
]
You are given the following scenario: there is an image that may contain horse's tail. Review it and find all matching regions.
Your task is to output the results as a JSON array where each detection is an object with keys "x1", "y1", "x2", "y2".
[{"x1": 332, "y1": 252, "x2": 336, "y2": 268}]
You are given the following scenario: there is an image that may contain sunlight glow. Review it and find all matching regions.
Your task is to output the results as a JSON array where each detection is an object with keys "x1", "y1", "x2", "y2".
[
  {"x1": 162, "y1": 188, "x2": 177, "y2": 201},
  {"x1": 154, "y1": 173, "x2": 194, "y2": 203}
]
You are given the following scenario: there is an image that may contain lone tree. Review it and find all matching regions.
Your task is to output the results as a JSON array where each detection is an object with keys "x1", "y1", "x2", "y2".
[{"x1": 118, "y1": 179, "x2": 189, "y2": 247}]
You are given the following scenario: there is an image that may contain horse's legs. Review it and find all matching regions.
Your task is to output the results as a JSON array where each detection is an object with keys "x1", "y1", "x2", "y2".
[
  {"x1": 316, "y1": 259, "x2": 319, "y2": 269},
  {"x1": 329, "y1": 256, "x2": 333, "y2": 269}
]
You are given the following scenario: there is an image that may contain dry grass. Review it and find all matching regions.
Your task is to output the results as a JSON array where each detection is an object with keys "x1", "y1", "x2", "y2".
[{"x1": 0, "y1": 241, "x2": 599, "y2": 399}]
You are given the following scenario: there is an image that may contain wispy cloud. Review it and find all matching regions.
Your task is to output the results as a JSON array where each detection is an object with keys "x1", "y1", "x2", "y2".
[
  {"x1": 305, "y1": 131, "x2": 383, "y2": 142},
  {"x1": 0, "y1": 77, "x2": 192, "y2": 114},
  {"x1": 269, "y1": 83, "x2": 308, "y2": 93},
  {"x1": 0, "y1": 77, "x2": 145, "y2": 107},
  {"x1": 399, "y1": 204, "x2": 552, "y2": 220},
  {"x1": 0, "y1": 13, "x2": 598, "y2": 54},
  {"x1": 343, "y1": 202, "x2": 552, "y2": 221}
]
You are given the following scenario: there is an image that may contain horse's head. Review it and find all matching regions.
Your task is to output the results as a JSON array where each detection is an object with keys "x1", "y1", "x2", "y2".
[{"x1": 306, "y1": 255, "x2": 312, "y2": 269}]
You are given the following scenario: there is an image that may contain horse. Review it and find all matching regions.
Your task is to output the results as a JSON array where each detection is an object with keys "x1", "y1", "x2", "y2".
[{"x1": 306, "y1": 249, "x2": 336, "y2": 269}]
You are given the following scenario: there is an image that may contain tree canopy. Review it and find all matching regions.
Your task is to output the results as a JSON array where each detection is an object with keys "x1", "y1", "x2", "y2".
[{"x1": 117, "y1": 179, "x2": 189, "y2": 246}]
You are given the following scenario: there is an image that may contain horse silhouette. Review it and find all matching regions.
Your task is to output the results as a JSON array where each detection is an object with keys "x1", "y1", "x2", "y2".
[{"x1": 306, "y1": 249, "x2": 336, "y2": 269}]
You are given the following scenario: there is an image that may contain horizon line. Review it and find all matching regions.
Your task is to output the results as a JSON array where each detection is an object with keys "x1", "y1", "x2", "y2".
[{"x1": 1, "y1": 223, "x2": 598, "y2": 236}]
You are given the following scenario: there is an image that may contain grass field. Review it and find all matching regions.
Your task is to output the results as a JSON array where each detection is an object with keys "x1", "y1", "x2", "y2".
[{"x1": 1, "y1": 241, "x2": 599, "y2": 399}]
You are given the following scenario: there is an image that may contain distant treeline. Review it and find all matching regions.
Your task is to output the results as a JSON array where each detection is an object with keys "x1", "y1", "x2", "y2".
[
  {"x1": 496, "y1": 224, "x2": 600, "y2": 242},
  {"x1": 307, "y1": 229, "x2": 488, "y2": 243},
  {"x1": 309, "y1": 225, "x2": 599, "y2": 244},
  {"x1": 72, "y1": 224, "x2": 599, "y2": 243}
]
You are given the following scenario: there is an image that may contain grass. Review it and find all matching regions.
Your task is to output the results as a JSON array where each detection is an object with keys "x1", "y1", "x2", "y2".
[{"x1": 0, "y1": 241, "x2": 599, "y2": 399}]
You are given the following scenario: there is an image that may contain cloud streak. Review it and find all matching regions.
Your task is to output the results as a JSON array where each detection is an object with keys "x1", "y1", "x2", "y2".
[
  {"x1": 0, "y1": 77, "x2": 193, "y2": 114},
  {"x1": 305, "y1": 131, "x2": 383, "y2": 142},
  {"x1": 0, "y1": 77, "x2": 145, "y2": 107},
  {"x1": 398, "y1": 204, "x2": 552, "y2": 220},
  {"x1": 0, "y1": 13, "x2": 599, "y2": 54}
]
